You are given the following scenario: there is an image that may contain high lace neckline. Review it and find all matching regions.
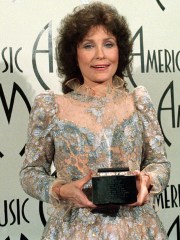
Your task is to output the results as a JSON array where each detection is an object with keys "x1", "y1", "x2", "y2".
[
  {"x1": 65, "y1": 77, "x2": 126, "y2": 97},
  {"x1": 75, "y1": 83, "x2": 114, "y2": 97}
]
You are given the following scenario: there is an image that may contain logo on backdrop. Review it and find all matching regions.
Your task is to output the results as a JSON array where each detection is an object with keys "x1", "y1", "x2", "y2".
[
  {"x1": 1, "y1": 47, "x2": 23, "y2": 73},
  {"x1": 128, "y1": 25, "x2": 180, "y2": 238},
  {"x1": 154, "y1": 184, "x2": 180, "y2": 238},
  {"x1": 128, "y1": 26, "x2": 180, "y2": 147},
  {"x1": 156, "y1": 0, "x2": 165, "y2": 11},
  {"x1": 128, "y1": 27, "x2": 180, "y2": 84},
  {"x1": 158, "y1": 81, "x2": 180, "y2": 146},
  {"x1": 32, "y1": 21, "x2": 53, "y2": 90},
  {"x1": 0, "y1": 83, "x2": 31, "y2": 157},
  {"x1": 5, "y1": 234, "x2": 29, "y2": 240},
  {"x1": 0, "y1": 198, "x2": 29, "y2": 227}
]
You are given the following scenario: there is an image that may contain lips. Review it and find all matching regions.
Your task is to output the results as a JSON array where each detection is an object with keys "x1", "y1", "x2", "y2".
[{"x1": 91, "y1": 64, "x2": 110, "y2": 69}]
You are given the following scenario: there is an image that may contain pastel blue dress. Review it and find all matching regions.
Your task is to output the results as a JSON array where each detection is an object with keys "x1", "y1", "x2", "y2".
[{"x1": 20, "y1": 85, "x2": 170, "y2": 240}]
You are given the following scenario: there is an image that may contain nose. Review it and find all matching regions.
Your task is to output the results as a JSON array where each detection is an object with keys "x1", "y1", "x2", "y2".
[{"x1": 95, "y1": 46, "x2": 105, "y2": 59}]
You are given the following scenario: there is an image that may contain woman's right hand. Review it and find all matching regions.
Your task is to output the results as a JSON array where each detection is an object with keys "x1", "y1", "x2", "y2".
[{"x1": 58, "y1": 171, "x2": 96, "y2": 208}]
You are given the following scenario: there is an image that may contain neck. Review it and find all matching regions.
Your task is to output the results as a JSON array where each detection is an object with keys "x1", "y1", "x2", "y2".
[{"x1": 83, "y1": 80, "x2": 113, "y2": 96}]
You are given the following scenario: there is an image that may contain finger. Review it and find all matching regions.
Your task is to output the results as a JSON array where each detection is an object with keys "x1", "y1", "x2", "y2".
[
  {"x1": 132, "y1": 170, "x2": 140, "y2": 177},
  {"x1": 76, "y1": 171, "x2": 93, "y2": 189},
  {"x1": 126, "y1": 202, "x2": 138, "y2": 207},
  {"x1": 135, "y1": 188, "x2": 149, "y2": 206},
  {"x1": 127, "y1": 183, "x2": 149, "y2": 207},
  {"x1": 71, "y1": 190, "x2": 96, "y2": 208},
  {"x1": 127, "y1": 194, "x2": 149, "y2": 207},
  {"x1": 76, "y1": 200, "x2": 96, "y2": 208}
]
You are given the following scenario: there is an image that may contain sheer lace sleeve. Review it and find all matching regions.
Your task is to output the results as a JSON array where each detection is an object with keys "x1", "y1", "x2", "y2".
[
  {"x1": 19, "y1": 91, "x2": 56, "y2": 203},
  {"x1": 134, "y1": 86, "x2": 171, "y2": 195}
]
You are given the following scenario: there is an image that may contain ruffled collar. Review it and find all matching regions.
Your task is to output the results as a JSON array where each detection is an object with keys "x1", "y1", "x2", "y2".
[{"x1": 65, "y1": 77, "x2": 125, "y2": 97}]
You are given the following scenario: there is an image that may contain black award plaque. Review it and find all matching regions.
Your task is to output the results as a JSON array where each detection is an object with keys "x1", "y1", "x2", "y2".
[{"x1": 92, "y1": 167, "x2": 137, "y2": 205}]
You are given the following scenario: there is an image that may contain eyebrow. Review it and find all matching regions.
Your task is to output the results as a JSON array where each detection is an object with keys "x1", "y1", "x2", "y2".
[{"x1": 81, "y1": 37, "x2": 116, "y2": 42}]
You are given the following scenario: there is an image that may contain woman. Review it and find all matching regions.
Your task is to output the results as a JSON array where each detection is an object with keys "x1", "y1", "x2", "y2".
[{"x1": 20, "y1": 2, "x2": 170, "y2": 239}]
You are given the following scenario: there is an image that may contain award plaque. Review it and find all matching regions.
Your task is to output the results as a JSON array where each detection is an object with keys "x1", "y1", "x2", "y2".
[{"x1": 92, "y1": 167, "x2": 137, "y2": 205}]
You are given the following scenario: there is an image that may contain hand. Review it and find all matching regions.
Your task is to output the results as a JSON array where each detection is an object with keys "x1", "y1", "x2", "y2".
[
  {"x1": 59, "y1": 171, "x2": 96, "y2": 208},
  {"x1": 127, "y1": 171, "x2": 151, "y2": 207}
]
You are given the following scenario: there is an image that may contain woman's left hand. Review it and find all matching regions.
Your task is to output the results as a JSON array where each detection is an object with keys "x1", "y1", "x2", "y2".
[{"x1": 127, "y1": 171, "x2": 151, "y2": 207}]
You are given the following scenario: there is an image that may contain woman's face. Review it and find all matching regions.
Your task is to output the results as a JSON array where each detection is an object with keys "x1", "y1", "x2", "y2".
[{"x1": 77, "y1": 25, "x2": 119, "y2": 87}]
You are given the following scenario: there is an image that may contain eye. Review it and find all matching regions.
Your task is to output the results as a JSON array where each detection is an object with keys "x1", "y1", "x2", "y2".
[
  {"x1": 104, "y1": 42, "x2": 114, "y2": 48},
  {"x1": 83, "y1": 43, "x2": 94, "y2": 49}
]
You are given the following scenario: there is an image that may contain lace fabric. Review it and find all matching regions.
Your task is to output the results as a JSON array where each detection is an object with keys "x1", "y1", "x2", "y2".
[
  {"x1": 20, "y1": 86, "x2": 170, "y2": 240},
  {"x1": 65, "y1": 75, "x2": 126, "y2": 96}
]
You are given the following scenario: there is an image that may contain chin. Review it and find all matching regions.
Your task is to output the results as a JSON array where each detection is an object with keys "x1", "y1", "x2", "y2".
[{"x1": 93, "y1": 78, "x2": 112, "y2": 84}]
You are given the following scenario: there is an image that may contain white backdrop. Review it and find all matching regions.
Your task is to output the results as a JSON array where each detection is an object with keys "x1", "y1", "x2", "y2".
[{"x1": 0, "y1": 0, "x2": 179, "y2": 239}]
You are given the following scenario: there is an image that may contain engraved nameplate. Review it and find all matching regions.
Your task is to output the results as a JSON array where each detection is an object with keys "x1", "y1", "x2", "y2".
[{"x1": 92, "y1": 168, "x2": 137, "y2": 205}]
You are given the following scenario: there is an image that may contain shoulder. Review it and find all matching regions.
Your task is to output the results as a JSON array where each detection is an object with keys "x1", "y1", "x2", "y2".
[
  {"x1": 132, "y1": 85, "x2": 150, "y2": 100},
  {"x1": 131, "y1": 86, "x2": 155, "y2": 115},
  {"x1": 31, "y1": 90, "x2": 58, "y2": 120},
  {"x1": 34, "y1": 90, "x2": 55, "y2": 106}
]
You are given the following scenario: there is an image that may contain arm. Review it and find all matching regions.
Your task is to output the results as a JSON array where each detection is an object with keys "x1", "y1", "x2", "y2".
[
  {"x1": 134, "y1": 86, "x2": 170, "y2": 195},
  {"x1": 20, "y1": 92, "x2": 95, "y2": 208},
  {"x1": 19, "y1": 92, "x2": 56, "y2": 203}
]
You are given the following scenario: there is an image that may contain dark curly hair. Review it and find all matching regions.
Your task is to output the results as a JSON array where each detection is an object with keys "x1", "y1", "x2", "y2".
[{"x1": 55, "y1": 2, "x2": 133, "y2": 94}]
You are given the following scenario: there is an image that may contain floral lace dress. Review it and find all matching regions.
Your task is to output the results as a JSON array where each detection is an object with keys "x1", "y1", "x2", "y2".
[{"x1": 20, "y1": 86, "x2": 170, "y2": 240}]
